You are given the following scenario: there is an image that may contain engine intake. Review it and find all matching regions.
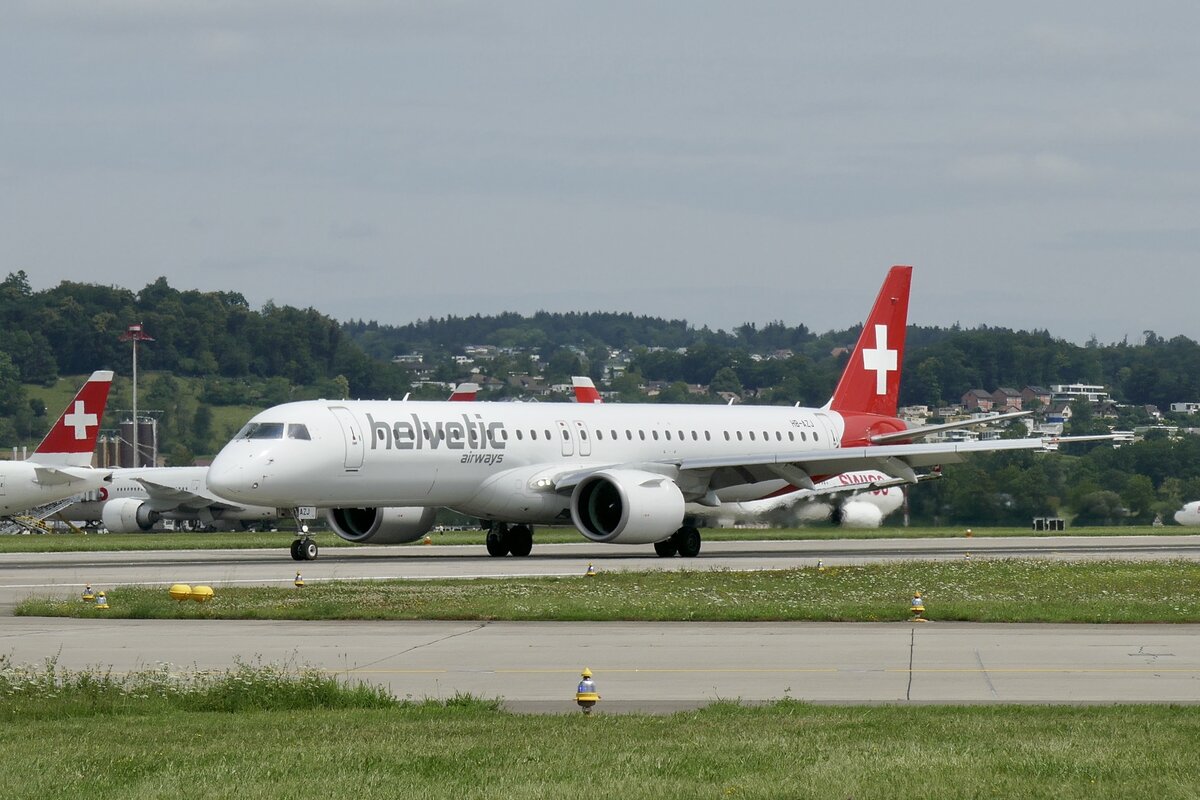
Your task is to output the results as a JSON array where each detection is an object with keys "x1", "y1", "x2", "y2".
[
  {"x1": 570, "y1": 469, "x2": 684, "y2": 544},
  {"x1": 325, "y1": 506, "x2": 436, "y2": 544}
]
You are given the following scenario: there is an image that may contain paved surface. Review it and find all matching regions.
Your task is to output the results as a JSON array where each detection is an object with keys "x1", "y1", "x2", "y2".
[
  {"x1": 4, "y1": 536, "x2": 1199, "y2": 712},
  {"x1": 3, "y1": 618, "x2": 1198, "y2": 712}
]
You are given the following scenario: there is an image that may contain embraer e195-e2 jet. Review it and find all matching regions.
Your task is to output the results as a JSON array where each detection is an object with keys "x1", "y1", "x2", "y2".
[{"x1": 207, "y1": 266, "x2": 1075, "y2": 561}]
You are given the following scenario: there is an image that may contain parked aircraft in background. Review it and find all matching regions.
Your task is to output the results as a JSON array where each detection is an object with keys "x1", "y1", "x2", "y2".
[
  {"x1": 1, "y1": 371, "x2": 113, "y2": 517},
  {"x1": 208, "y1": 265, "x2": 1093, "y2": 561},
  {"x1": 704, "y1": 469, "x2": 922, "y2": 529},
  {"x1": 66, "y1": 466, "x2": 277, "y2": 532},
  {"x1": 1175, "y1": 501, "x2": 1200, "y2": 526}
]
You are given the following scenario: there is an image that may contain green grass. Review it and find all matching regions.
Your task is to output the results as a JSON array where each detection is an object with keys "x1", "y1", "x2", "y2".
[
  {"x1": 1, "y1": 524, "x2": 1189, "y2": 554},
  {"x1": 0, "y1": 660, "x2": 1196, "y2": 800},
  {"x1": 18, "y1": 560, "x2": 1200, "y2": 623}
]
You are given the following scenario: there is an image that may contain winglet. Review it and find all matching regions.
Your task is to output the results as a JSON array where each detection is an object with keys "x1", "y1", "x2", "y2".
[
  {"x1": 572, "y1": 376, "x2": 602, "y2": 404},
  {"x1": 827, "y1": 266, "x2": 912, "y2": 417},
  {"x1": 31, "y1": 370, "x2": 114, "y2": 467}
]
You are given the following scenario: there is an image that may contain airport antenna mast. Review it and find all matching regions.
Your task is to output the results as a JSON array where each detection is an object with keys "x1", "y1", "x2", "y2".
[{"x1": 119, "y1": 322, "x2": 154, "y2": 467}]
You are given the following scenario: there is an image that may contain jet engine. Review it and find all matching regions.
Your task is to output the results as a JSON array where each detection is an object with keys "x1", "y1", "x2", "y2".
[
  {"x1": 101, "y1": 498, "x2": 160, "y2": 533},
  {"x1": 325, "y1": 506, "x2": 437, "y2": 544},
  {"x1": 570, "y1": 469, "x2": 685, "y2": 544}
]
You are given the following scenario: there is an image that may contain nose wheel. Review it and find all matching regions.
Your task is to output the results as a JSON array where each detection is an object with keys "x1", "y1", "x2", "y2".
[{"x1": 290, "y1": 538, "x2": 319, "y2": 560}]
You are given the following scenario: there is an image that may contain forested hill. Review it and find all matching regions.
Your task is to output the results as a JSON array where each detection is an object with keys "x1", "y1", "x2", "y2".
[{"x1": 5, "y1": 271, "x2": 1200, "y2": 414}]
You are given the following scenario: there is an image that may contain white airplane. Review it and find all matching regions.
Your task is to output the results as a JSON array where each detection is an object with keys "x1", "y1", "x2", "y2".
[
  {"x1": 207, "y1": 265, "x2": 1084, "y2": 561},
  {"x1": 1175, "y1": 501, "x2": 1200, "y2": 526},
  {"x1": 65, "y1": 465, "x2": 278, "y2": 532},
  {"x1": 1, "y1": 371, "x2": 113, "y2": 517}
]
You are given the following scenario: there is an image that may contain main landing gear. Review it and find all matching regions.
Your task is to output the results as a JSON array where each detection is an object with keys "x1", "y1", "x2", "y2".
[
  {"x1": 485, "y1": 522, "x2": 534, "y2": 557},
  {"x1": 654, "y1": 525, "x2": 702, "y2": 558}
]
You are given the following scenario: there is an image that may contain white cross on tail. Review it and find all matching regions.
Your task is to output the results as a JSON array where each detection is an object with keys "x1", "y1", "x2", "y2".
[{"x1": 861, "y1": 324, "x2": 897, "y2": 395}]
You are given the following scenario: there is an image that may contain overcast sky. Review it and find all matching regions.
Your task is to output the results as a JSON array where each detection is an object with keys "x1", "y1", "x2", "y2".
[{"x1": 3, "y1": 2, "x2": 1197, "y2": 344}]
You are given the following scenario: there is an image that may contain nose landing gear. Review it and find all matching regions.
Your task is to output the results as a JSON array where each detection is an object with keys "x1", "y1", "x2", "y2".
[{"x1": 290, "y1": 518, "x2": 319, "y2": 561}]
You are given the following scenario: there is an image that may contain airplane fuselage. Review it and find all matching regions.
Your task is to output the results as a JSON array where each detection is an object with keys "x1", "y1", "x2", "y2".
[
  {"x1": 208, "y1": 399, "x2": 853, "y2": 522},
  {"x1": 0, "y1": 462, "x2": 108, "y2": 515}
]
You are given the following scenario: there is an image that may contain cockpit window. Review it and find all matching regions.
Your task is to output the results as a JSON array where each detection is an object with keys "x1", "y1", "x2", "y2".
[
  {"x1": 237, "y1": 422, "x2": 285, "y2": 440},
  {"x1": 287, "y1": 424, "x2": 312, "y2": 440}
]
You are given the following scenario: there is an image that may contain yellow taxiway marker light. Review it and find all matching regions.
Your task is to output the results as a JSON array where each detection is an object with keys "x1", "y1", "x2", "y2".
[
  {"x1": 190, "y1": 585, "x2": 214, "y2": 603},
  {"x1": 95, "y1": 591, "x2": 109, "y2": 610},
  {"x1": 965, "y1": 528, "x2": 973, "y2": 537},
  {"x1": 423, "y1": 535, "x2": 432, "y2": 545},
  {"x1": 910, "y1": 592, "x2": 926, "y2": 623},
  {"x1": 575, "y1": 667, "x2": 600, "y2": 714},
  {"x1": 294, "y1": 571, "x2": 305, "y2": 588},
  {"x1": 82, "y1": 585, "x2": 95, "y2": 603},
  {"x1": 169, "y1": 584, "x2": 192, "y2": 602},
  {"x1": 585, "y1": 563, "x2": 596, "y2": 577}
]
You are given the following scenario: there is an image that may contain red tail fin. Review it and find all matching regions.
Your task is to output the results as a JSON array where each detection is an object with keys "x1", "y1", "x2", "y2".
[
  {"x1": 827, "y1": 266, "x2": 911, "y2": 417},
  {"x1": 572, "y1": 377, "x2": 602, "y2": 404},
  {"x1": 448, "y1": 382, "x2": 479, "y2": 402},
  {"x1": 32, "y1": 370, "x2": 114, "y2": 467}
]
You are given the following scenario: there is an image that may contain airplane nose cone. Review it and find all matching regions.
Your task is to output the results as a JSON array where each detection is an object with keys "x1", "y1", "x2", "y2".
[{"x1": 206, "y1": 461, "x2": 244, "y2": 500}]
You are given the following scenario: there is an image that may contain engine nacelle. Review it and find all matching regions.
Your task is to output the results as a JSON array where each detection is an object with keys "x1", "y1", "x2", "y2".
[
  {"x1": 101, "y1": 497, "x2": 159, "y2": 533},
  {"x1": 325, "y1": 506, "x2": 437, "y2": 544},
  {"x1": 570, "y1": 469, "x2": 685, "y2": 544}
]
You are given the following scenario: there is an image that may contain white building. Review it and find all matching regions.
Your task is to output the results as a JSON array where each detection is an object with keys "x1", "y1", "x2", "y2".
[{"x1": 1050, "y1": 383, "x2": 1110, "y2": 404}]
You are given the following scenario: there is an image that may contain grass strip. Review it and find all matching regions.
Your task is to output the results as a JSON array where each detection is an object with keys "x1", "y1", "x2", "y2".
[
  {"x1": 18, "y1": 559, "x2": 1200, "y2": 623},
  {"x1": 0, "y1": 663, "x2": 1196, "y2": 800},
  {"x1": 0, "y1": 525, "x2": 1186, "y2": 554}
]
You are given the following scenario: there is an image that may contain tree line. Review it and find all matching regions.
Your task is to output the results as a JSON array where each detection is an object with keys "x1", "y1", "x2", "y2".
[{"x1": 4, "y1": 272, "x2": 1200, "y2": 523}]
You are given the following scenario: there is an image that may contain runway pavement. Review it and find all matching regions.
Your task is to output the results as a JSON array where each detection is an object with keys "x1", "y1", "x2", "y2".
[
  {"x1": 3, "y1": 617, "x2": 1198, "y2": 711},
  {"x1": 4, "y1": 536, "x2": 1199, "y2": 711}
]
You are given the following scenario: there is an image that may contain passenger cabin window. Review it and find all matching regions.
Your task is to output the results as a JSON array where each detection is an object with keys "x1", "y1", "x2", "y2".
[
  {"x1": 239, "y1": 422, "x2": 285, "y2": 440},
  {"x1": 652, "y1": 431, "x2": 659, "y2": 440},
  {"x1": 516, "y1": 430, "x2": 524, "y2": 440},
  {"x1": 595, "y1": 430, "x2": 603, "y2": 440},
  {"x1": 530, "y1": 430, "x2": 538, "y2": 440},
  {"x1": 664, "y1": 431, "x2": 671, "y2": 440},
  {"x1": 286, "y1": 424, "x2": 311, "y2": 440}
]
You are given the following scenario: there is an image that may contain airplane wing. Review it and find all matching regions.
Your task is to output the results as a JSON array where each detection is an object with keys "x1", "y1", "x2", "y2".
[
  {"x1": 134, "y1": 478, "x2": 245, "y2": 513},
  {"x1": 550, "y1": 437, "x2": 1054, "y2": 499},
  {"x1": 869, "y1": 411, "x2": 1031, "y2": 444},
  {"x1": 33, "y1": 466, "x2": 105, "y2": 486}
]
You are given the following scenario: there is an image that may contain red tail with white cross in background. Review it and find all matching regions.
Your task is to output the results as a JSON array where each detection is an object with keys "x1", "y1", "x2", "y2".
[{"x1": 31, "y1": 370, "x2": 114, "y2": 467}]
